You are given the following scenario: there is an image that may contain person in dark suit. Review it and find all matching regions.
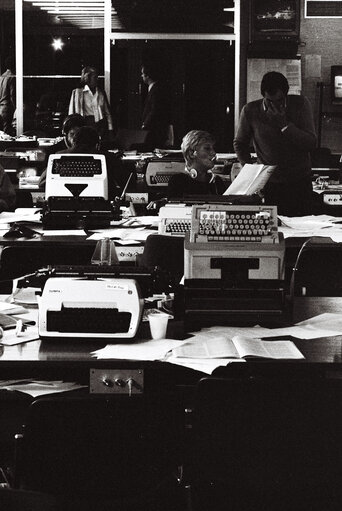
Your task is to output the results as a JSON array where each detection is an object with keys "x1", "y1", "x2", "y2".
[
  {"x1": 0, "y1": 56, "x2": 16, "y2": 136},
  {"x1": 141, "y1": 62, "x2": 173, "y2": 151}
]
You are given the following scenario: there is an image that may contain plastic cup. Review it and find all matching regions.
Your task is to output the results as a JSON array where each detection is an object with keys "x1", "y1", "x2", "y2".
[{"x1": 148, "y1": 313, "x2": 169, "y2": 340}]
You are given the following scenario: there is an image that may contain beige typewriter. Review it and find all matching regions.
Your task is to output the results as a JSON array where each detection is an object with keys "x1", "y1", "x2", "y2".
[
  {"x1": 145, "y1": 160, "x2": 185, "y2": 186},
  {"x1": 184, "y1": 203, "x2": 287, "y2": 327},
  {"x1": 158, "y1": 204, "x2": 192, "y2": 236}
]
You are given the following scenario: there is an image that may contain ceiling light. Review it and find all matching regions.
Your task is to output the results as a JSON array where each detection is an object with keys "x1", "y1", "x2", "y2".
[{"x1": 51, "y1": 38, "x2": 64, "y2": 51}]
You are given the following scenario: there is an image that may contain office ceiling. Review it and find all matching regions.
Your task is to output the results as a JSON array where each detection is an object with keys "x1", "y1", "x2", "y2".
[
  {"x1": 2, "y1": 0, "x2": 118, "y2": 31},
  {"x1": 1, "y1": 0, "x2": 234, "y2": 32}
]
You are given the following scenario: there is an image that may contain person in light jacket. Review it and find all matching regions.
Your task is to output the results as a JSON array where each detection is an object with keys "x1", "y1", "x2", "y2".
[{"x1": 68, "y1": 66, "x2": 114, "y2": 147}]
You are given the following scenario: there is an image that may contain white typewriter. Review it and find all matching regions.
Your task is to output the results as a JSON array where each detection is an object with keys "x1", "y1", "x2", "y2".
[
  {"x1": 158, "y1": 204, "x2": 192, "y2": 236},
  {"x1": 45, "y1": 153, "x2": 108, "y2": 200},
  {"x1": 38, "y1": 277, "x2": 143, "y2": 339},
  {"x1": 145, "y1": 160, "x2": 185, "y2": 186}
]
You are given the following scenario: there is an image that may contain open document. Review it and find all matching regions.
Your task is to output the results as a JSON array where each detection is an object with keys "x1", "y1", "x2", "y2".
[
  {"x1": 224, "y1": 163, "x2": 276, "y2": 195},
  {"x1": 171, "y1": 335, "x2": 304, "y2": 360}
]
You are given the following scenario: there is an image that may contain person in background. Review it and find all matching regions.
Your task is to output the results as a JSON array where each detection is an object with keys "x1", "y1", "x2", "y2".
[
  {"x1": 141, "y1": 61, "x2": 174, "y2": 150},
  {"x1": 167, "y1": 130, "x2": 226, "y2": 198},
  {"x1": 0, "y1": 164, "x2": 16, "y2": 211},
  {"x1": 233, "y1": 71, "x2": 316, "y2": 216},
  {"x1": 68, "y1": 66, "x2": 114, "y2": 148},
  {"x1": 0, "y1": 56, "x2": 16, "y2": 136},
  {"x1": 54, "y1": 113, "x2": 86, "y2": 153},
  {"x1": 38, "y1": 114, "x2": 86, "y2": 187}
]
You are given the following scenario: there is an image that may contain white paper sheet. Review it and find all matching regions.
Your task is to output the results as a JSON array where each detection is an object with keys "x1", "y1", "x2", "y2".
[
  {"x1": 92, "y1": 338, "x2": 189, "y2": 360},
  {"x1": 164, "y1": 357, "x2": 245, "y2": 374},
  {"x1": 0, "y1": 209, "x2": 42, "y2": 224},
  {"x1": 42, "y1": 229, "x2": 86, "y2": 236},
  {"x1": 0, "y1": 380, "x2": 86, "y2": 397},
  {"x1": 87, "y1": 228, "x2": 156, "y2": 242},
  {"x1": 0, "y1": 325, "x2": 39, "y2": 346}
]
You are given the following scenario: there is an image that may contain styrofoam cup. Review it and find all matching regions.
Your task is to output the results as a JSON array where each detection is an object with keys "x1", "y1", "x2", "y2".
[{"x1": 148, "y1": 314, "x2": 169, "y2": 340}]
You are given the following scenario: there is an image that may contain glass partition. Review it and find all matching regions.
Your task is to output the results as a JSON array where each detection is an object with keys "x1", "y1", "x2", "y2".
[
  {"x1": 22, "y1": 0, "x2": 105, "y2": 137},
  {"x1": 0, "y1": 0, "x2": 16, "y2": 135}
]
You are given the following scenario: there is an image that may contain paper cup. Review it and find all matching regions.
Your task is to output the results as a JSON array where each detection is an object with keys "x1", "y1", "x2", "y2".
[{"x1": 148, "y1": 314, "x2": 169, "y2": 340}]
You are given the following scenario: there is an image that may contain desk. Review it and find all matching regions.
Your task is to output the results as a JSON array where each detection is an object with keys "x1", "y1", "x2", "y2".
[
  {"x1": 0, "y1": 297, "x2": 342, "y2": 376},
  {"x1": 1, "y1": 296, "x2": 342, "y2": 472}
]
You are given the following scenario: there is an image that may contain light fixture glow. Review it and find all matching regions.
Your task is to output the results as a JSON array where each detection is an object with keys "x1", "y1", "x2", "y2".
[{"x1": 51, "y1": 37, "x2": 64, "y2": 51}]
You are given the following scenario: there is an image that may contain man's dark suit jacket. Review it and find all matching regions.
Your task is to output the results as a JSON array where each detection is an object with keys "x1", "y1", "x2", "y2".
[{"x1": 142, "y1": 82, "x2": 171, "y2": 150}]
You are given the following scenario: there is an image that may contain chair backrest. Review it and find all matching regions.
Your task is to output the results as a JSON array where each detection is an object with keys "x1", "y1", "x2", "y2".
[
  {"x1": 15, "y1": 395, "x2": 183, "y2": 507},
  {"x1": 190, "y1": 373, "x2": 342, "y2": 511},
  {"x1": 290, "y1": 239, "x2": 342, "y2": 296},
  {"x1": 0, "y1": 244, "x2": 95, "y2": 281},
  {"x1": 136, "y1": 234, "x2": 184, "y2": 289},
  {"x1": 0, "y1": 489, "x2": 58, "y2": 511}
]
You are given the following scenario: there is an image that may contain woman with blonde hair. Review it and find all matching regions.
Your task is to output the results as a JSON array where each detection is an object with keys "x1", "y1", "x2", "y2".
[{"x1": 168, "y1": 130, "x2": 226, "y2": 198}]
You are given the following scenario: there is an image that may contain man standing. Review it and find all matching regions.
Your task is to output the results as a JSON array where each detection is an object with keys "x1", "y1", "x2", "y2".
[
  {"x1": 0, "y1": 56, "x2": 16, "y2": 136},
  {"x1": 141, "y1": 62, "x2": 173, "y2": 150},
  {"x1": 233, "y1": 71, "x2": 316, "y2": 216}
]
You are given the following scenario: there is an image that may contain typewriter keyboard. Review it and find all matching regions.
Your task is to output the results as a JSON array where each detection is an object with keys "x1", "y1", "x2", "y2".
[
  {"x1": 52, "y1": 157, "x2": 102, "y2": 177},
  {"x1": 164, "y1": 219, "x2": 192, "y2": 235},
  {"x1": 150, "y1": 174, "x2": 173, "y2": 184},
  {"x1": 198, "y1": 209, "x2": 276, "y2": 242},
  {"x1": 47, "y1": 308, "x2": 131, "y2": 334}
]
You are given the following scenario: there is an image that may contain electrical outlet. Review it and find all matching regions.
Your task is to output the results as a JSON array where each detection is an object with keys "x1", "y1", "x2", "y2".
[{"x1": 126, "y1": 192, "x2": 148, "y2": 204}]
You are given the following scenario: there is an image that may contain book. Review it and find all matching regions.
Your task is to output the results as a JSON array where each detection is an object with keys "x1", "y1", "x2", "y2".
[
  {"x1": 224, "y1": 163, "x2": 276, "y2": 196},
  {"x1": 171, "y1": 335, "x2": 304, "y2": 360}
]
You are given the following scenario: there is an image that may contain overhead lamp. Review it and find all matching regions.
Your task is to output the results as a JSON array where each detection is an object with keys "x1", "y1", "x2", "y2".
[{"x1": 51, "y1": 37, "x2": 64, "y2": 51}]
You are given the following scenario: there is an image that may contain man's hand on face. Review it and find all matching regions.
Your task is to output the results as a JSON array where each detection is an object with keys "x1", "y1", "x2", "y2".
[{"x1": 265, "y1": 101, "x2": 288, "y2": 130}]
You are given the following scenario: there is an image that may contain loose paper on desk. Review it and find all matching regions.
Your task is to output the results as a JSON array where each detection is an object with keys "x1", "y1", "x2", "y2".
[
  {"x1": 0, "y1": 209, "x2": 42, "y2": 225},
  {"x1": 87, "y1": 228, "x2": 156, "y2": 242},
  {"x1": 0, "y1": 325, "x2": 39, "y2": 346},
  {"x1": 199, "y1": 314, "x2": 342, "y2": 340},
  {"x1": 41, "y1": 229, "x2": 87, "y2": 236},
  {"x1": 171, "y1": 335, "x2": 304, "y2": 360},
  {"x1": 0, "y1": 301, "x2": 27, "y2": 315},
  {"x1": 92, "y1": 338, "x2": 189, "y2": 361},
  {"x1": 278, "y1": 214, "x2": 342, "y2": 242},
  {"x1": 164, "y1": 357, "x2": 244, "y2": 375},
  {"x1": 223, "y1": 163, "x2": 276, "y2": 195},
  {"x1": 0, "y1": 380, "x2": 87, "y2": 397}
]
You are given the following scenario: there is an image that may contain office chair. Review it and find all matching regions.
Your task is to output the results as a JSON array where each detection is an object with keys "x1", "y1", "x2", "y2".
[
  {"x1": 13, "y1": 395, "x2": 185, "y2": 511},
  {"x1": 15, "y1": 189, "x2": 34, "y2": 208},
  {"x1": 290, "y1": 238, "x2": 342, "y2": 296},
  {"x1": 0, "y1": 244, "x2": 96, "y2": 293},
  {"x1": 137, "y1": 234, "x2": 184, "y2": 279},
  {"x1": 0, "y1": 488, "x2": 58, "y2": 511},
  {"x1": 187, "y1": 373, "x2": 342, "y2": 511}
]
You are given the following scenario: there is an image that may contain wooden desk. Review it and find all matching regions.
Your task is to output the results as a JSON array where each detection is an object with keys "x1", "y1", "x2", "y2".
[
  {"x1": 1, "y1": 296, "x2": 342, "y2": 470},
  {"x1": 0, "y1": 297, "x2": 342, "y2": 374}
]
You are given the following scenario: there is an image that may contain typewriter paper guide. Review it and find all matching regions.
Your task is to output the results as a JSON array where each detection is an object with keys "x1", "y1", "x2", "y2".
[{"x1": 224, "y1": 163, "x2": 276, "y2": 196}]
